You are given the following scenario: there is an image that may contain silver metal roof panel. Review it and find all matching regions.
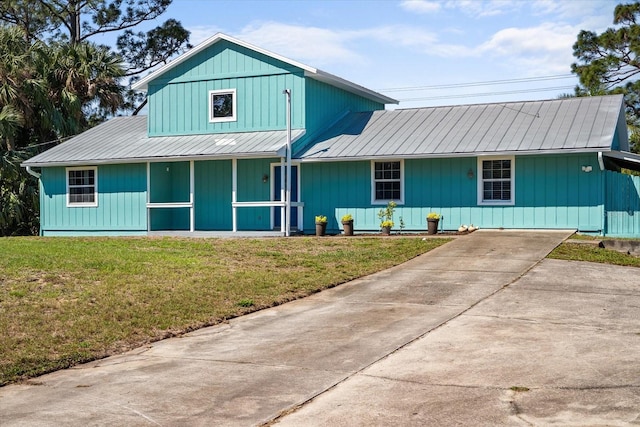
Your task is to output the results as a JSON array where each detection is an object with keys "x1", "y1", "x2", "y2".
[
  {"x1": 295, "y1": 95, "x2": 625, "y2": 161},
  {"x1": 23, "y1": 116, "x2": 304, "y2": 166}
]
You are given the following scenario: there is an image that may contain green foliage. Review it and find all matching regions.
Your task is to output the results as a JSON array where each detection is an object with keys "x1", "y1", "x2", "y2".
[
  {"x1": 0, "y1": 1, "x2": 191, "y2": 235},
  {"x1": 572, "y1": 2, "x2": 640, "y2": 153},
  {"x1": 0, "y1": 0, "x2": 191, "y2": 113},
  {"x1": 0, "y1": 148, "x2": 39, "y2": 236},
  {"x1": 377, "y1": 201, "x2": 397, "y2": 229}
]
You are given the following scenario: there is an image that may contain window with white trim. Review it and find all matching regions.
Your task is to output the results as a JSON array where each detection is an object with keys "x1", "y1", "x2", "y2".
[
  {"x1": 209, "y1": 89, "x2": 236, "y2": 123},
  {"x1": 67, "y1": 167, "x2": 97, "y2": 207},
  {"x1": 478, "y1": 157, "x2": 514, "y2": 205},
  {"x1": 372, "y1": 160, "x2": 404, "y2": 204}
]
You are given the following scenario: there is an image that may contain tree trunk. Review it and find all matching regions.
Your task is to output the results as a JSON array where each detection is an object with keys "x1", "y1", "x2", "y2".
[
  {"x1": 6, "y1": 137, "x2": 15, "y2": 152},
  {"x1": 69, "y1": 0, "x2": 81, "y2": 43}
]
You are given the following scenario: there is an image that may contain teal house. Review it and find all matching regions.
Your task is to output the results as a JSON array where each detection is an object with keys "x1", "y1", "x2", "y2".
[{"x1": 22, "y1": 33, "x2": 640, "y2": 237}]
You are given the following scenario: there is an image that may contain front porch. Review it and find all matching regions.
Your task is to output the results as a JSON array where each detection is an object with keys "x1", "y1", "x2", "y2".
[{"x1": 146, "y1": 158, "x2": 303, "y2": 234}]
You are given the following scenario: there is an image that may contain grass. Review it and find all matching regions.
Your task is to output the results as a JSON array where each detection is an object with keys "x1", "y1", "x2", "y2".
[
  {"x1": 549, "y1": 241, "x2": 640, "y2": 268},
  {"x1": 0, "y1": 235, "x2": 449, "y2": 386}
]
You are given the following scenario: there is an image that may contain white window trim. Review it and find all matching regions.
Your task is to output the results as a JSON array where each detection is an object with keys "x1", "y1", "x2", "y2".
[
  {"x1": 371, "y1": 159, "x2": 405, "y2": 205},
  {"x1": 208, "y1": 89, "x2": 237, "y2": 123},
  {"x1": 477, "y1": 156, "x2": 515, "y2": 206},
  {"x1": 66, "y1": 166, "x2": 98, "y2": 207}
]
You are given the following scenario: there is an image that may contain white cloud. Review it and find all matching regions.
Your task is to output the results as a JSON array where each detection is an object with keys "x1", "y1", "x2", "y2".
[
  {"x1": 443, "y1": 0, "x2": 519, "y2": 18},
  {"x1": 237, "y1": 22, "x2": 365, "y2": 66},
  {"x1": 400, "y1": 0, "x2": 442, "y2": 14},
  {"x1": 476, "y1": 22, "x2": 579, "y2": 74}
]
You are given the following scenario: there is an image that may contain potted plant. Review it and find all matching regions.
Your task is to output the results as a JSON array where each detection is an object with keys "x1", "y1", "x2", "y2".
[
  {"x1": 315, "y1": 215, "x2": 328, "y2": 236},
  {"x1": 427, "y1": 212, "x2": 441, "y2": 235},
  {"x1": 378, "y1": 201, "x2": 397, "y2": 235},
  {"x1": 380, "y1": 219, "x2": 394, "y2": 235},
  {"x1": 341, "y1": 214, "x2": 354, "y2": 236}
]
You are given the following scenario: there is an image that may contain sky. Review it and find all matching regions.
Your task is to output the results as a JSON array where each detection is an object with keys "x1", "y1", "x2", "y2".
[{"x1": 126, "y1": 0, "x2": 617, "y2": 110}]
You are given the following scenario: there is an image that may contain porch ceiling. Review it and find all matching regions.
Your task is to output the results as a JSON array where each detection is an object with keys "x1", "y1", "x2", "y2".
[{"x1": 22, "y1": 116, "x2": 305, "y2": 167}]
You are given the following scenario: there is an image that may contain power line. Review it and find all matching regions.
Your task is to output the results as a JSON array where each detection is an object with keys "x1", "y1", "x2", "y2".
[
  {"x1": 379, "y1": 74, "x2": 575, "y2": 93},
  {"x1": 397, "y1": 85, "x2": 576, "y2": 102}
]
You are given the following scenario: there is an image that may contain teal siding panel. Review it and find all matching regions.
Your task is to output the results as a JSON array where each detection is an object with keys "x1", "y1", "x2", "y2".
[
  {"x1": 604, "y1": 170, "x2": 640, "y2": 237},
  {"x1": 149, "y1": 162, "x2": 189, "y2": 203},
  {"x1": 194, "y1": 160, "x2": 232, "y2": 230},
  {"x1": 40, "y1": 164, "x2": 147, "y2": 234},
  {"x1": 236, "y1": 158, "x2": 277, "y2": 230},
  {"x1": 300, "y1": 154, "x2": 604, "y2": 234},
  {"x1": 146, "y1": 39, "x2": 309, "y2": 136},
  {"x1": 148, "y1": 73, "x2": 305, "y2": 136},
  {"x1": 157, "y1": 40, "x2": 296, "y2": 82},
  {"x1": 297, "y1": 78, "x2": 385, "y2": 151},
  {"x1": 149, "y1": 207, "x2": 190, "y2": 231}
]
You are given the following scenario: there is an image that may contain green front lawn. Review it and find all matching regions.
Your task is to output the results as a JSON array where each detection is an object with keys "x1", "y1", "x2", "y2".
[{"x1": 0, "y1": 236, "x2": 448, "y2": 386}]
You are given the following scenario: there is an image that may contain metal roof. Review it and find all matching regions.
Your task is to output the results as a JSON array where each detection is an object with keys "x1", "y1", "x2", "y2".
[
  {"x1": 132, "y1": 33, "x2": 398, "y2": 105},
  {"x1": 22, "y1": 116, "x2": 305, "y2": 167},
  {"x1": 295, "y1": 95, "x2": 626, "y2": 161}
]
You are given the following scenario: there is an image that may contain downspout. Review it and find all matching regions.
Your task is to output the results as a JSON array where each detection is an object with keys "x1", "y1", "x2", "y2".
[
  {"x1": 25, "y1": 166, "x2": 41, "y2": 179},
  {"x1": 597, "y1": 152, "x2": 605, "y2": 171},
  {"x1": 283, "y1": 89, "x2": 292, "y2": 237}
]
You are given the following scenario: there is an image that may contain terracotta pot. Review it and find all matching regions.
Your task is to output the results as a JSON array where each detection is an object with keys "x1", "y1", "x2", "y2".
[
  {"x1": 342, "y1": 220, "x2": 354, "y2": 236},
  {"x1": 381, "y1": 226, "x2": 391, "y2": 235},
  {"x1": 315, "y1": 222, "x2": 327, "y2": 236},
  {"x1": 427, "y1": 218, "x2": 439, "y2": 235}
]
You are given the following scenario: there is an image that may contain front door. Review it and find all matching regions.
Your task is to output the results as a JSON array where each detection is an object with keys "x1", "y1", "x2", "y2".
[{"x1": 273, "y1": 165, "x2": 298, "y2": 229}]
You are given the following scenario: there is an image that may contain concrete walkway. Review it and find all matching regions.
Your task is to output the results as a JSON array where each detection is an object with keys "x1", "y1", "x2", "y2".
[{"x1": 2, "y1": 230, "x2": 639, "y2": 426}]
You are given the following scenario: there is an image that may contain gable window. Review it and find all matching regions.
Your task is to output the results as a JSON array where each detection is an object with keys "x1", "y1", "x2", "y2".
[
  {"x1": 209, "y1": 89, "x2": 236, "y2": 123},
  {"x1": 372, "y1": 160, "x2": 404, "y2": 204},
  {"x1": 67, "y1": 166, "x2": 97, "y2": 207},
  {"x1": 477, "y1": 157, "x2": 515, "y2": 205}
]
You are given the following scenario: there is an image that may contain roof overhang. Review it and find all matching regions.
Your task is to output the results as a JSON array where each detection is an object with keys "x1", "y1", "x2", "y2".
[
  {"x1": 602, "y1": 150, "x2": 640, "y2": 172},
  {"x1": 296, "y1": 148, "x2": 608, "y2": 163},
  {"x1": 131, "y1": 33, "x2": 397, "y2": 105}
]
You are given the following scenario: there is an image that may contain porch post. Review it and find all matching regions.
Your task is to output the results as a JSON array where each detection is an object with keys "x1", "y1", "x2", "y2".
[
  {"x1": 189, "y1": 160, "x2": 195, "y2": 232},
  {"x1": 280, "y1": 157, "x2": 285, "y2": 233},
  {"x1": 232, "y1": 158, "x2": 237, "y2": 232},
  {"x1": 146, "y1": 162, "x2": 150, "y2": 232},
  {"x1": 283, "y1": 89, "x2": 292, "y2": 237}
]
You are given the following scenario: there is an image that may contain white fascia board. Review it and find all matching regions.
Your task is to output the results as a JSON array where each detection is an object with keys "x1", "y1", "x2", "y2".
[
  {"x1": 22, "y1": 152, "x2": 286, "y2": 168},
  {"x1": 307, "y1": 70, "x2": 398, "y2": 105},
  {"x1": 131, "y1": 33, "x2": 397, "y2": 106},
  {"x1": 132, "y1": 33, "x2": 317, "y2": 92}
]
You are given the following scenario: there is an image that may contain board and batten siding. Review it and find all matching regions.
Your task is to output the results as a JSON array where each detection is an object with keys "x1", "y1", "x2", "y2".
[
  {"x1": 301, "y1": 153, "x2": 604, "y2": 234},
  {"x1": 39, "y1": 164, "x2": 147, "y2": 236},
  {"x1": 604, "y1": 170, "x2": 640, "y2": 237},
  {"x1": 194, "y1": 160, "x2": 232, "y2": 230},
  {"x1": 300, "y1": 78, "x2": 385, "y2": 146},
  {"x1": 146, "y1": 39, "x2": 306, "y2": 136}
]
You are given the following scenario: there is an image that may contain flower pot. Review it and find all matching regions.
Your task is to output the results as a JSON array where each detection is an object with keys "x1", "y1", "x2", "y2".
[
  {"x1": 315, "y1": 222, "x2": 327, "y2": 236},
  {"x1": 427, "y1": 218, "x2": 439, "y2": 235},
  {"x1": 342, "y1": 220, "x2": 354, "y2": 236},
  {"x1": 381, "y1": 225, "x2": 391, "y2": 235}
]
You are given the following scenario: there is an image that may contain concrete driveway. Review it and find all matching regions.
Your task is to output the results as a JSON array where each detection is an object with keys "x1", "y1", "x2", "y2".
[{"x1": 2, "y1": 230, "x2": 639, "y2": 426}]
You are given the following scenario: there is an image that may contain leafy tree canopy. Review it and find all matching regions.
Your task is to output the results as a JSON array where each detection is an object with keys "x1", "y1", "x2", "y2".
[
  {"x1": 572, "y1": 2, "x2": 640, "y2": 152},
  {"x1": 0, "y1": 0, "x2": 190, "y2": 77}
]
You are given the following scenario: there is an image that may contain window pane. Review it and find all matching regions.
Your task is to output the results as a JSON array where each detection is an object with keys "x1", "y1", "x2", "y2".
[
  {"x1": 68, "y1": 169, "x2": 96, "y2": 205},
  {"x1": 212, "y1": 93, "x2": 233, "y2": 118}
]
